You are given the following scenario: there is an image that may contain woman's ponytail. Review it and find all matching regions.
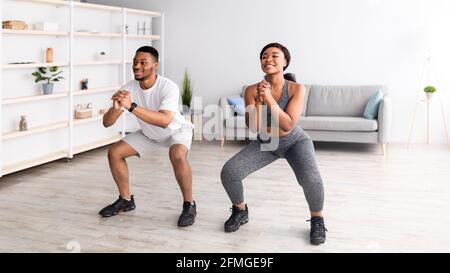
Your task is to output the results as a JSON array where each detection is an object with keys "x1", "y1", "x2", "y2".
[{"x1": 283, "y1": 73, "x2": 296, "y2": 82}]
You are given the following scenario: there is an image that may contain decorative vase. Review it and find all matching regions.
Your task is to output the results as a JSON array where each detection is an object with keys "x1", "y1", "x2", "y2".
[
  {"x1": 19, "y1": 115, "x2": 28, "y2": 131},
  {"x1": 46, "y1": 47, "x2": 54, "y2": 63},
  {"x1": 425, "y1": 92, "x2": 434, "y2": 100},
  {"x1": 182, "y1": 105, "x2": 190, "y2": 114},
  {"x1": 97, "y1": 52, "x2": 107, "y2": 61},
  {"x1": 42, "y1": 83, "x2": 54, "y2": 95}
]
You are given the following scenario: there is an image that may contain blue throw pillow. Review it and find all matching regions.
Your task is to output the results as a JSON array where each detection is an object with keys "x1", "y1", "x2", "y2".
[
  {"x1": 363, "y1": 90, "x2": 384, "y2": 119},
  {"x1": 227, "y1": 97, "x2": 245, "y2": 116}
]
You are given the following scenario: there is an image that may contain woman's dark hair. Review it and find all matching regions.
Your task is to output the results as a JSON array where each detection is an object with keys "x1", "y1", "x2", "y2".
[
  {"x1": 259, "y1": 42, "x2": 291, "y2": 71},
  {"x1": 136, "y1": 46, "x2": 159, "y2": 61},
  {"x1": 283, "y1": 73, "x2": 296, "y2": 82}
]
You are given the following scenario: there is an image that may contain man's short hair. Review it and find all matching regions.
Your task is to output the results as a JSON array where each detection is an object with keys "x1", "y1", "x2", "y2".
[{"x1": 136, "y1": 46, "x2": 159, "y2": 61}]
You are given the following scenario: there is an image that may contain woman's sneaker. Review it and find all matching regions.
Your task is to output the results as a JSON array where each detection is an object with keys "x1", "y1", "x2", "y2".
[
  {"x1": 308, "y1": 216, "x2": 327, "y2": 245},
  {"x1": 224, "y1": 205, "x2": 249, "y2": 232},
  {"x1": 99, "y1": 195, "x2": 136, "y2": 217}
]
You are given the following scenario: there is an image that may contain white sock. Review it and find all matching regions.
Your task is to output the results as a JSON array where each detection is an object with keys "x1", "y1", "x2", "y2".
[{"x1": 121, "y1": 196, "x2": 131, "y2": 201}]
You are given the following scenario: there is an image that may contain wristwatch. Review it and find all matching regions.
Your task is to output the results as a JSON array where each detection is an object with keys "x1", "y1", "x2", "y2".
[{"x1": 128, "y1": 102, "x2": 137, "y2": 113}]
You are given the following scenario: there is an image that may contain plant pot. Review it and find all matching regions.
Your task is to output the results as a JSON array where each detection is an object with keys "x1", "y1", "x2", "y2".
[
  {"x1": 182, "y1": 105, "x2": 191, "y2": 114},
  {"x1": 97, "y1": 54, "x2": 107, "y2": 62},
  {"x1": 42, "y1": 83, "x2": 54, "y2": 95},
  {"x1": 425, "y1": 92, "x2": 434, "y2": 100}
]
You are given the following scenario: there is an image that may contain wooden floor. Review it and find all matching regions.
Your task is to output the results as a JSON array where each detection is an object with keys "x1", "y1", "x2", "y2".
[{"x1": 0, "y1": 141, "x2": 449, "y2": 253}]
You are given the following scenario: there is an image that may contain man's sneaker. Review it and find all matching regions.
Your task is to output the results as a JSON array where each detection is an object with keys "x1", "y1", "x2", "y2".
[
  {"x1": 178, "y1": 201, "x2": 197, "y2": 227},
  {"x1": 224, "y1": 205, "x2": 249, "y2": 232},
  {"x1": 99, "y1": 195, "x2": 135, "y2": 217},
  {"x1": 308, "y1": 216, "x2": 327, "y2": 245}
]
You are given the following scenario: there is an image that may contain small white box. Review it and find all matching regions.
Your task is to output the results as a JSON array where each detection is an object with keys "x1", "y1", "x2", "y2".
[{"x1": 34, "y1": 22, "x2": 59, "y2": 32}]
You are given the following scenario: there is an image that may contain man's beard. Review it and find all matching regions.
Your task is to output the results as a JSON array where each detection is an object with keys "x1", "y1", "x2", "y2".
[{"x1": 134, "y1": 76, "x2": 144, "y2": 81}]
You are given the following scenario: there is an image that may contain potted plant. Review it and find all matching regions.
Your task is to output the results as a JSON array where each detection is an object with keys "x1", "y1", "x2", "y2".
[
  {"x1": 424, "y1": 85, "x2": 436, "y2": 100},
  {"x1": 181, "y1": 69, "x2": 193, "y2": 114},
  {"x1": 98, "y1": 51, "x2": 107, "y2": 61},
  {"x1": 31, "y1": 66, "x2": 64, "y2": 95}
]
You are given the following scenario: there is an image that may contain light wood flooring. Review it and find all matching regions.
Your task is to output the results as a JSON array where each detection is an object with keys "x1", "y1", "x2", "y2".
[{"x1": 0, "y1": 141, "x2": 449, "y2": 252}]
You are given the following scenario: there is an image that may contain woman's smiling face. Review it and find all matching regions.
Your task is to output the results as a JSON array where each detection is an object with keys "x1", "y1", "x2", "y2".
[{"x1": 260, "y1": 47, "x2": 287, "y2": 75}]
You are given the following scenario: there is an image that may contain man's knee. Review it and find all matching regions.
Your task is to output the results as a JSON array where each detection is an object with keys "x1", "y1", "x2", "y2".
[
  {"x1": 108, "y1": 143, "x2": 120, "y2": 160},
  {"x1": 108, "y1": 141, "x2": 131, "y2": 161},
  {"x1": 169, "y1": 145, "x2": 188, "y2": 165}
]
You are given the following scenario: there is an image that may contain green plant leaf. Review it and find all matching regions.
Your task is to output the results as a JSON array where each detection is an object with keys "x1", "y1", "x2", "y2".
[
  {"x1": 424, "y1": 86, "x2": 437, "y2": 93},
  {"x1": 182, "y1": 69, "x2": 193, "y2": 107},
  {"x1": 32, "y1": 66, "x2": 64, "y2": 84}
]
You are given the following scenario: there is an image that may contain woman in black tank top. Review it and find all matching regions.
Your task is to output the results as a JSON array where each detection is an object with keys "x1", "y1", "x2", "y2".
[{"x1": 220, "y1": 43, "x2": 327, "y2": 245}]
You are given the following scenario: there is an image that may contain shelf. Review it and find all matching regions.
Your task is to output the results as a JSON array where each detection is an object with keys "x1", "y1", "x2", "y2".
[
  {"x1": 14, "y1": 1, "x2": 160, "y2": 15},
  {"x1": 15, "y1": 0, "x2": 69, "y2": 7},
  {"x1": 2, "y1": 30, "x2": 160, "y2": 39},
  {"x1": 73, "y1": 1, "x2": 122, "y2": 12},
  {"x1": 74, "y1": 32, "x2": 122, "y2": 38},
  {"x1": 2, "y1": 92, "x2": 69, "y2": 105},
  {"x1": 126, "y1": 34, "x2": 161, "y2": 40},
  {"x1": 125, "y1": 8, "x2": 161, "y2": 17},
  {"x1": 3, "y1": 61, "x2": 122, "y2": 69},
  {"x1": 2, "y1": 121, "x2": 69, "y2": 141},
  {"x1": 2, "y1": 29, "x2": 69, "y2": 36},
  {"x1": 73, "y1": 135, "x2": 121, "y2": 155},
  {"x1": 74, "y1": 60, "x2": 122, "y2": 66},
  {"x1": 73, "y1": 86, "x2": 120, "y2": 96},
  {"x1": 74, "y1": 115, "x2": 104, "y2": 125},
  {"x1": 3, "y1": 62, "x2": 69, "y2": 69},
  {"x1": 2, "y1": 151, "x2": 68, "y2": 176}
]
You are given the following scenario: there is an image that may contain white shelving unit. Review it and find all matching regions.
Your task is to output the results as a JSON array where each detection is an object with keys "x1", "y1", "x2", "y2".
[
  {"x1": 0, "y1": 0, "x2": 164, "y2": 177},
  {"x1": 2, "y1": 120, "x2": 68, "y2": 141},
  {"x1": 2, "y1": 62, "x2": 70, "y2": 69},
  {"x1": 2, "y1": 29, "x2": 69, "y2": 36},
  {"x1": 2, "y1": 92, "x2": 69, "y2": 105}
]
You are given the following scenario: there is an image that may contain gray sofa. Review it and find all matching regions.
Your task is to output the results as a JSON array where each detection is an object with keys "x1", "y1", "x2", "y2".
[{"x1": 219, "y1": 85, "x2": 392, "y2": 154}]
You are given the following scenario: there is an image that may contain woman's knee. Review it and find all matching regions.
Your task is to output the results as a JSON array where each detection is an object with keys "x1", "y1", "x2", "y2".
[{"x1": 220, "y1": 161, "x2": 241, "y2": 184}]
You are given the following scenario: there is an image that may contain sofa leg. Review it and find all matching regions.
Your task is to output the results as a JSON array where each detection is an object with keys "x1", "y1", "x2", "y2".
[
  {"x1": 380, "y1": 144, "x2": 386, "y2": 156},
  {"x1": 220, "y1": 138, "x2": 224, "y2": 147}
]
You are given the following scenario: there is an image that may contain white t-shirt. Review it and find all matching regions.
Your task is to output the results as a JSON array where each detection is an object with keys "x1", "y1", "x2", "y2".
[{"x1": 121, "y1": 75, "x2": 193, "y2": 140}]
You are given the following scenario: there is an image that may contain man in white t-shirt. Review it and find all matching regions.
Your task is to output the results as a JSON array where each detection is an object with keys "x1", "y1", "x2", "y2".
[{"x1": 99, "y1": 46, "x2": 197, "y2": 227}]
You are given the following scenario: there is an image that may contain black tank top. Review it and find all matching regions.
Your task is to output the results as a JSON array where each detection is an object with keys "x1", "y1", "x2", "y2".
[{"x1": 265, "y1": 80, "x2": 289, "y2": 126}]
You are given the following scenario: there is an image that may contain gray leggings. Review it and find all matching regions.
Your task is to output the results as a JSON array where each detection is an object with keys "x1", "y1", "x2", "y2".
[{"x1": 220, "y1": 126, "x2": 324, "y2": 212}]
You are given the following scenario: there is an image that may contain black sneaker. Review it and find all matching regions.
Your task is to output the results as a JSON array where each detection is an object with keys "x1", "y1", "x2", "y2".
[
  {"x1": 99, "y1": 195, "x2": 136, "y2": 217},
  {"x1": 178, "y1": 201, "x2": 197, "y2": 227},
  {"x1": 224, "y1": 205, "x2": 249, "y2": 232},
  {"x1": 308, "y1": 216, "x2": 327, "y2": 245}
]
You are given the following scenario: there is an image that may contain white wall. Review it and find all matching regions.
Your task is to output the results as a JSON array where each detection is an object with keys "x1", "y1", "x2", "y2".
[{"x1": 88, "y1": 0, "x2": 450, "y2": 144}]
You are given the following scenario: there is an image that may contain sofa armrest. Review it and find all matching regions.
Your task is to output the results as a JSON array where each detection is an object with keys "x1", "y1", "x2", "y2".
[{"x1": 377, "y1": 94, "x2": 392, "y2": 144}]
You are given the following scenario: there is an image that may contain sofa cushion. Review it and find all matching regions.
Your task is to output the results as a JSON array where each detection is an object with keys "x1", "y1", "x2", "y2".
[
  {"x1": 363, "y1": 90, "x2": 383, "y2": 119},
  {"x1": 225, "y1": 116, "x2": 247, "y2": 129},
  {"x1": 306, "y1": 85, "x2": 386, "y2": 117},
  {"x1": 298, "y1": 116, "x2": 378, "y2": 132},
  {"x1": 227, "y1": 96, "x2": 245, "y2": 116}
]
